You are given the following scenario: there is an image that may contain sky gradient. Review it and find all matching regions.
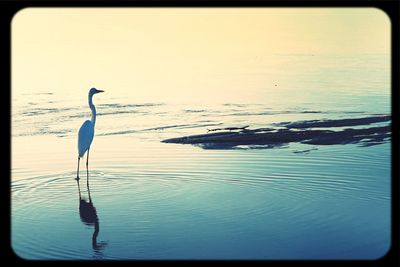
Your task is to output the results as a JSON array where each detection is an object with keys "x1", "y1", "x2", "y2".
[{"x1": 12, "y1": 8, "x2": 390, "y2": 103}]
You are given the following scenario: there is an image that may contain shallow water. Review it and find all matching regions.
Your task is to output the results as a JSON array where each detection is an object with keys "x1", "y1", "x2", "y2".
[
  {"x1": 12, "y1": 136, "x2": 391, "y2": 260},
  {"x1": 11, "y1": 54, "x2": 391, "y2": 259}
]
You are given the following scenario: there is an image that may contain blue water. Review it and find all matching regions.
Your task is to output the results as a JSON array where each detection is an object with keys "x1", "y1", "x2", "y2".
[{"x1": 11, "y1": 53, "x2": 391, "y2": 259}]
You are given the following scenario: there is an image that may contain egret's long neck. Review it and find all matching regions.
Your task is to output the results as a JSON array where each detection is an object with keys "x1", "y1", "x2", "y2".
[{"x1": 89, "y1": 94, "x2": 96, "y2": 125}]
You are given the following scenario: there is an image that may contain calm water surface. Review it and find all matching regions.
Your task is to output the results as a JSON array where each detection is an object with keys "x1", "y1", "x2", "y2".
[{"x1": 11, "y1": 54, "x2": 391, "y2": 259}]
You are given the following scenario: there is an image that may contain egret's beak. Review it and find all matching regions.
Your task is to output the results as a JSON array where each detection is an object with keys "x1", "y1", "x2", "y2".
[{"x1": 96, "y1": 89, "x2": 104, "y2": 93}]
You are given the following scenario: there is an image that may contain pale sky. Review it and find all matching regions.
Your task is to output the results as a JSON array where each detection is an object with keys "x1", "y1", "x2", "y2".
[{"x1": 12, "y1": 8, "x2": 390, "y2": 103}]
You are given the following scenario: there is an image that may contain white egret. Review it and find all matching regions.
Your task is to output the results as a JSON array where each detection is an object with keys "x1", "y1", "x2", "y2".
[{"x1": 76, "y1": 88, "x2": 104, "y2": 183}]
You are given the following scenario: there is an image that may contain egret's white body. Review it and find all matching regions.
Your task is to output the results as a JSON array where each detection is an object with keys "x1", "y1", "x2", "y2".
[
  {"x1": 78, "y1": 120, "x2": 95, "y2": 158},
  {"x1": 76, "y1": 88, "x2": 104, "y2": 181}
]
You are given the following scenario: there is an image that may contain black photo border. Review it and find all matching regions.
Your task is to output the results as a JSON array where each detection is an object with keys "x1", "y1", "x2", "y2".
[{"x1": 2, "y1": 0, "x2": 399, "y2": 266}]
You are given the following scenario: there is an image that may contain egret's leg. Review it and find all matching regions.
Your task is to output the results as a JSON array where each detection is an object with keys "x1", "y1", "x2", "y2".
[
  {"x1": 76, "y1": 178, "x2": 81, "y2": 199},
  {"x1": 86, "y1": 148, "x2": 90, "y2": 187},
  {"x1": 87, "y1": 180, "x2": 92, "y2": 203},
  {"x1": 75, "y1": 157, "x2": 80, "y2": 181}
]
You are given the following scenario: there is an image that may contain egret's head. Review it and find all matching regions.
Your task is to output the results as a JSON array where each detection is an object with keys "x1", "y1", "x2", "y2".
[{"x1": 89, "y1": 87, "x2": 104, "y2": 96}]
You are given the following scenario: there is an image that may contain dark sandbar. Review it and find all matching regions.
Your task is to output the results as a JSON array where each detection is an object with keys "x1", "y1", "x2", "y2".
[{"x1": 162, "y1": 115, "x2": 391, "y2": 149}]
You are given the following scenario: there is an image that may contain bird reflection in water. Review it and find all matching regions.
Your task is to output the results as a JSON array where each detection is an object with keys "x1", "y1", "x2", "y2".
[{"x1": 76, "y1": 179, "x2": 108, "y2": 258}]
